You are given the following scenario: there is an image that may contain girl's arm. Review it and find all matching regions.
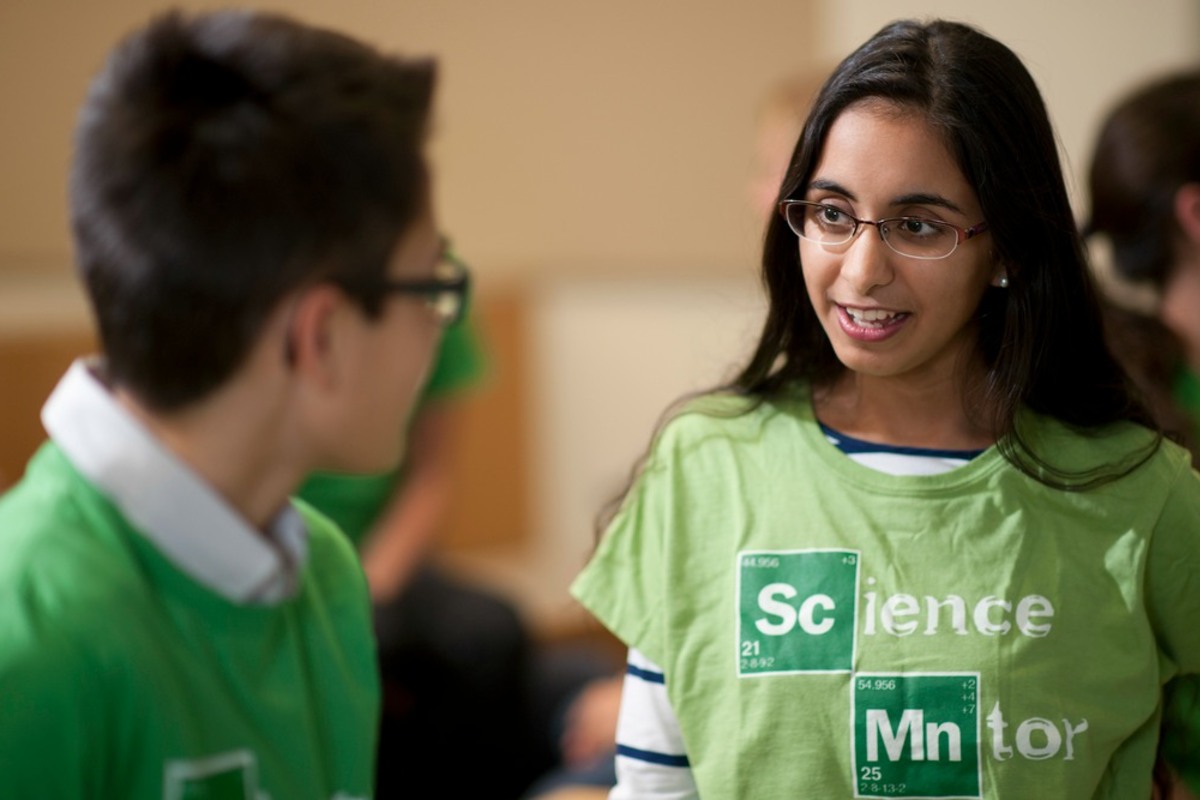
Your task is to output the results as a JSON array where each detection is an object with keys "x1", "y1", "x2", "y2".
[{"x1": 610, "y1": 649, "x2": 699, "y2": 800}]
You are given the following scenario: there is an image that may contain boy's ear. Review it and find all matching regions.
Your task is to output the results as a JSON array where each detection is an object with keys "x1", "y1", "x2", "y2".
[
  {"x1": 285, "y1": 284, "x2": 344, "y2": 389},
  {"x1": 1174, "y1": 183, "x2": 1200, "y2": 245}
]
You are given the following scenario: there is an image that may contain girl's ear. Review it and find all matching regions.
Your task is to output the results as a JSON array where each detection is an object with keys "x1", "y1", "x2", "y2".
[
  {"x1": 990, "y1": 261, "x2": 1010, "y2": 289},
  {"x1": 1173, "y1": 183, "x2": 1200, "y2": 245}
]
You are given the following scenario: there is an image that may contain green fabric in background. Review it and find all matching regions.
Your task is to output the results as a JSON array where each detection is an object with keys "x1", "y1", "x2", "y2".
[{"x1": 1173, "y1": 367, "x2": 1200, "y2": 447}]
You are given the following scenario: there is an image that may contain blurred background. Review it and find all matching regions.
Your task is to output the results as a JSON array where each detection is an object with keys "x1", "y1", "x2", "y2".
[{"x1": 2, "y1": 0, "x2": 1198, "y2": 637}]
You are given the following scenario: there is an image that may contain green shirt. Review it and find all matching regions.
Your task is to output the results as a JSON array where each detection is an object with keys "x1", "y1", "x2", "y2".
[
  {"x1": 573, "y1": 392, "x2": 1200, "y2": 799},
  {"x1": 297, "y1": 315, "x2": 485, "y2": 546},
  {"x1": 0, "y1": 444, "x2": 379, "y2": 798},
  {"x1": 1173, "y1": 367, "x2": 1200, "y2": 448}
]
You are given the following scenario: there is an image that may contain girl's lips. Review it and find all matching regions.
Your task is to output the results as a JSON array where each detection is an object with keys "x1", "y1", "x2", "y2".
[{"x1": 835, "y1": 304, "x2": 910, "y2": 342}]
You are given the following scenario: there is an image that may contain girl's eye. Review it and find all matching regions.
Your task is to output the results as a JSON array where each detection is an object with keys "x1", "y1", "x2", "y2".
[
  {"x1": 814, "y1": 204, "x2": 854, "y2": 228},
  {"x1": 896, "y1": 218, "x2": 949, "y2": 239}
]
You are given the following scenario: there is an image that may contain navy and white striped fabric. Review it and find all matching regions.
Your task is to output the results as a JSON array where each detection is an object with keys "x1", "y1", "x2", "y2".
[
  {"x1": 607, "y1": 428, "x2": 984, "y2": 799},
  {"x1": 611, "y1": 648, "x2": 697, "y2": 799},
  {"x1": 819, "y1": 422, "x2": 984, "y2": 475}
]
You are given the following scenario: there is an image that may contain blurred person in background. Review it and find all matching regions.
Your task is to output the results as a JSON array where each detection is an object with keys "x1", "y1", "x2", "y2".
[
  {"x1": 1085, "y1": 67, "x2": 1200, "y2": 799},
  {"x1": 748, "y1": 69, "x2": 829, "y2": 223},
  {"x1": 1087, "y1": 69, "x2": 1200, "y2": 453}
]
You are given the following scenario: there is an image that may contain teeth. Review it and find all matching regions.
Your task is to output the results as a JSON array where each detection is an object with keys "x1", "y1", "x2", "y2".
[{"x1": 845, "y1": 307, "x2": 899, "y2": 326}]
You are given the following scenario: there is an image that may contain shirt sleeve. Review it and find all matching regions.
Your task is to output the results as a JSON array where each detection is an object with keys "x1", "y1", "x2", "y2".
[
  {"x1": 1145, "y1": 460, "x2": 1200, "y2": 674},
  {"x1": 571, "y1": 401, "x2": 735, "y2": 684},
  {"x1": 610, "y1": 649, "x2": 698, "y2": 800},
  {"x1": 570, "y1": 444, "x2": 675, "y2": 668}
]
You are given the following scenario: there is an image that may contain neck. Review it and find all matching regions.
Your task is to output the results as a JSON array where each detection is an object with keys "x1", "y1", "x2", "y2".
[
  {"x1": 814, "y1": 369, "x2": 996, "y2": 451},
  {"x1": 115, "y1": 370, "x2": 306, "y2": 533}
]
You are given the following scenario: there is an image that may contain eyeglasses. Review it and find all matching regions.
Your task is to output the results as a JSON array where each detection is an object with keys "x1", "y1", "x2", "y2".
[
  {"x1": 369, "y1": 238, "x2": 471, "y2": 327},
  {"x1": 778, "y1": 200, "x2": 989, "y2": 261}
]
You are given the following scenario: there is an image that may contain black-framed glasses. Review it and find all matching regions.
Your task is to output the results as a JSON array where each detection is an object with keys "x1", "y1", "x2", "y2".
[
  {"x1": 778, "y1": 200, "x2": 989, "y2": 261},
  {"x1": 371, "y1": 238, "x2": 471, "y2": 326}
]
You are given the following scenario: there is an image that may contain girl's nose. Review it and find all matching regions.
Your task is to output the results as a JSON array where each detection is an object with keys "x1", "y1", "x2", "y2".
[{"x1": 838, "y1": 222, "x2": 896, "y2": 294}]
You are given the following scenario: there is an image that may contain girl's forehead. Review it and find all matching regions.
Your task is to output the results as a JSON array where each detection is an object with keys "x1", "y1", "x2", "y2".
[
  {"x1": 810, "y1": 102, "x2": 975, "y2": 205},
  {"x1": 821, "y1": 99, "x2": 942, "y2": 156}
]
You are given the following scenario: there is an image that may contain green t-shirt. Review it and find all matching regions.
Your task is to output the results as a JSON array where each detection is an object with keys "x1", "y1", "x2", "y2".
[
  {"x1": 572, "y1": 392, "x2": 1200, "y2": 799},
  {"x1": 1173, "y1": 367, "x2": 1200, "y2": 448},
  {"x1": 0, "y1": 443, "x2": 380, "y2": 799},
  {"x1": 296, "y1": 315, "x2": 485, "y2": 546}
]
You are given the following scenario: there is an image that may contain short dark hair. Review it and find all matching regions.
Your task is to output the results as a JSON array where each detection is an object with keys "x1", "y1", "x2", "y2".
[
  {"x1": 70, "y1": 10, "x2": 436, "y2": 410},
  {"x1": 1086, "y1": 69, "x2": 1200, "y2": 287},
  {"x1": 735, "y1": 18, "x2": 1155, "y2": 487}
]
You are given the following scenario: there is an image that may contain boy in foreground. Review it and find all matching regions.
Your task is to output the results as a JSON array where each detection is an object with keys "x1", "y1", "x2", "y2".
[{"x1": 0, "y1": 10, "x2": 465, "y2": 798}]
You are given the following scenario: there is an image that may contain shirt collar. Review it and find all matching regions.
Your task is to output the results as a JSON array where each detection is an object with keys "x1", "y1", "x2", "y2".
[{"x1": 41, "y1": 359, "x2": 308, "y2": 604}]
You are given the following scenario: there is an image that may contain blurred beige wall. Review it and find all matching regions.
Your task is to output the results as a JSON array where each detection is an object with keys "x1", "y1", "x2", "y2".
[
  {"x1": 0, "y1": 0, "x2": 825, "y2": 285},
  {"x1": 5, "y1": 1, "x2": 1198, "y2": 284},
  {"x1": 820, "y1": 1, "x2": 1200, "y2": 212}
]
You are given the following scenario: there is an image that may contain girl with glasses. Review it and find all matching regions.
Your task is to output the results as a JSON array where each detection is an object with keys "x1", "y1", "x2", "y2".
[{"x1": 572, "y1": 18, "x2": 1200, "y2": 799}]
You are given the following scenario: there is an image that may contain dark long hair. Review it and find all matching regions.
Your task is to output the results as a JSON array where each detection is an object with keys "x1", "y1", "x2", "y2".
[{"x1": 734, "y1": 18, "x2": 1157, "y2": 488}]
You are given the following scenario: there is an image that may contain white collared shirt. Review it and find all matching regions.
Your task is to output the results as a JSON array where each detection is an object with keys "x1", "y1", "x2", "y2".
[{"x1": 41, "y1": 359, "x2": 308, "y2": 605}]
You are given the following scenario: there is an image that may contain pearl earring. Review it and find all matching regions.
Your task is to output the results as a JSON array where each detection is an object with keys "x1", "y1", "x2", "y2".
[{"x1": 998, "y1": 276, "x2": 1010, "y2": 288}]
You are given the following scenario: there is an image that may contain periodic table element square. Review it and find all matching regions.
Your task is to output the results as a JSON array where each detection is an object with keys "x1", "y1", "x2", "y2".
[
  {"x1": 852, "y1": 672, "x2": 982, "y2": 799},
  {"x1": 164, "y1": 750, "x2": 258, "y2": 800},
  {"x1": 737, "y1": 549, "x2": 859, "y2": 676}
]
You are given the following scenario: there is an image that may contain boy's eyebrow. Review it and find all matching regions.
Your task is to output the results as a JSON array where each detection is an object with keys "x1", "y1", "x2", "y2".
[{"x1": 806, "y1": 180, "x2": 966, "y2": 214}]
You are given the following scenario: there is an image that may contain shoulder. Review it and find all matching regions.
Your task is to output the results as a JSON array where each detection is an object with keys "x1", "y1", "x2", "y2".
[
  {"x1": 293, "y1": 496, "x2": 360, "y2": 562},
  {"x1": 291, "y1": 497, "x2": 372, "y2": 607},
  {"x1": 0, "y1": 445, "x2": 145, "y2": 617},
  {"x1": 648, "y1": 389, "x2": 810, "y2": 465},
  {"x1": 657, "y1": 390, "x2": 803, "y2": 445},
  {"x1": 0, "y1": 454, "x2": 138, "y2": 717},
  {"x1": 1017, "y1": 412, "x2": 1190, "y2": 487},
  {"x1": 292, "y1": 497, "x2": 367, "y2": 589}
]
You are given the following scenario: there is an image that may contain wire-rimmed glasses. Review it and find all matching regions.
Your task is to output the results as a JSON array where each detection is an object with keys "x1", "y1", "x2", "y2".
[{"x1": 778, "y1": 200, "x2": 988, "y2": 260}]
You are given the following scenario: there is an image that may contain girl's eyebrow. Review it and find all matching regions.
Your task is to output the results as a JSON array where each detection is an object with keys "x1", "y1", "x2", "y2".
[
  {"x1": 806, "y1": 180, "x2": 966, "y2": 215},
  {"x1": 807, "y1": 178, "x2": 854, "y2": 200},
  {"x1": 893, "y1": 192, "x2": 965, "y2": 214}
]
